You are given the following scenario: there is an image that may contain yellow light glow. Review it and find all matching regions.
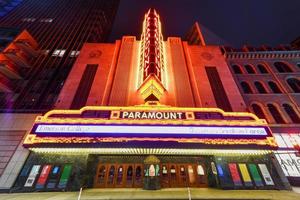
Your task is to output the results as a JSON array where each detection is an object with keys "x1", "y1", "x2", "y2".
[
  {"x1": 138, "y1": 75, "x2": 165, "y2": 100},
  {"x1": 38, "y1": 104, "x2": 266, "y2": 129},
  {"x1": 23, "y1": 134, "x2": 276, "y2": 147},
  {"x1": 24, "y1": 103, "x2": 276, "y2": 148},
  {"x1": 29, "y1": 147, "x2": 272, "y2": 156},
  {"x1": 137, "y1": 8, "x2": 167, "y2": 100}
]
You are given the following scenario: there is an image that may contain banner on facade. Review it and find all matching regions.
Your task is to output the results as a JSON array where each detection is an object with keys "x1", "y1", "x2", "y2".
[
  {"x1": 24, "y1": 165, "x2": 41, "y2": 187},
  {"x1": 258, "y1": 164, "x2": 274, "y2": 185}
]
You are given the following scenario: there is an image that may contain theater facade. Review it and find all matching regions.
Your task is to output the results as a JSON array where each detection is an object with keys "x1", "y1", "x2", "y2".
[{"x1": 13, "y1": 9, "x2": 293, "y2": 191}]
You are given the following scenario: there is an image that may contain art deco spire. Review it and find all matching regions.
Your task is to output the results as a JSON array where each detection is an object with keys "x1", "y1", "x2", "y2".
[{"x1": 138, "y1": 8, "x2": 166, "y2": 102}]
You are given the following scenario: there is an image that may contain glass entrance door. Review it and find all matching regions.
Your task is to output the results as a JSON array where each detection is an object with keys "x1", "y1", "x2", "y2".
[
  {"x1": 134, "y1": 164, "x2": 143, "y2": 187},
  {"x1": 94, "y1": 161, "x2": 208, "y2": 188},
  {"x1": 115, "y1": 165, "x2": 124, "y2": 187},
  {"x1": 161, "y1": 164, "x2": 170, "y2": 187},
  {"x1": 94, "y1": 165, "x2": 107, "y2": 188},
  {"x1": 178, "y1": 164, "x2": 188, "y2": 187}
]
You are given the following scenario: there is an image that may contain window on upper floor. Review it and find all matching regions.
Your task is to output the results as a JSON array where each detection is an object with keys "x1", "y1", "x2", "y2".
[
  {"x1": 240, "y1": 81, "x2": 253, "y2": 94},
  {"x1": 232, "y1": 65, "x2": 243, "y2": 74},
  {"x1": 254, "y1": 81, "x2": 267, "y2": 93},
  {"x1": 274, "y1": 61, "x2": 293, "y2": 73},
  {"x1": 282, "y1": 103, "x2": 300, "y2": 123},
  {"x1": 267, "y1": 104, "x2": 285, "y2": 124},
  {"x1": 244, "y1": 64, "x2": 256, "y2": 74},
  {"x1": 40, "y1": 18, "x2": 54, "y2": 23},
  {"x1": 251, "y1": 103, "x2": 267, "y2": 121},
  {"x1": 70, "y1": 50, "x2": 80, "y2": 57},
  {"x1": 268, "y1": 81, "x2": 282, "y2": 93},
  {"x1": 286, "y1": 78, "x2": 300, "y2": 93},
  {"x1": 22, "y1": 18, "x2": 36, "y2": 22},
  {"x1": 257, "y1": 64, "x2": 268, "y2": 73},
  {"x1": 52, "y1": 49, "x2": 66, "y2": 57}
]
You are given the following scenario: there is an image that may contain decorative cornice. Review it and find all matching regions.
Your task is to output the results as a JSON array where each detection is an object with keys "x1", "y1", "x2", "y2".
[{"x1": 225, "y1": 50, "x2": 300, "y2": 60}]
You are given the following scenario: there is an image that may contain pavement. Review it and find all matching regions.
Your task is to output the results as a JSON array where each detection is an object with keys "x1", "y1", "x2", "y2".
[{"x1": 0, "y1": 188, "x2": 300, "y2": 200}]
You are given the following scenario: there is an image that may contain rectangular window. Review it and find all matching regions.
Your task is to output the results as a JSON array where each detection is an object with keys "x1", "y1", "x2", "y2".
[
  {"x1": 70, "y1": 50, "x2": 80, "y2": 57},
  {"x1": 52, "y1": 49, "x2": 65, "y2": 57},
  {"x1": 205, "y1": 66, "x2": 232, "y2": 112},
  {"x1": 70, "y1": 64, "x2": 98, "y2": 109}
]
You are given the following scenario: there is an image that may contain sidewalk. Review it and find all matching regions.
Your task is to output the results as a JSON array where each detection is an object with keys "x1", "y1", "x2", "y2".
[{"x1": 0, "y1": 188, "x2": 299, "y2": 200}]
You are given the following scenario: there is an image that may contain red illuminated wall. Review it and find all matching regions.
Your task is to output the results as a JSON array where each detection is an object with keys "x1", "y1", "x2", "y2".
[{"x1": 55, "y1": 34, "x2": 246, "y2": 112}]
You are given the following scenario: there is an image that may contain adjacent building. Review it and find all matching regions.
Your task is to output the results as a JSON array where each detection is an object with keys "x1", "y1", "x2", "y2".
[
  {"x1": 0, "y1": 0, "x2": 120, "y2": 191},
  {"x1": 0, "y1": 0, "x2": 119, "y2": 110}
]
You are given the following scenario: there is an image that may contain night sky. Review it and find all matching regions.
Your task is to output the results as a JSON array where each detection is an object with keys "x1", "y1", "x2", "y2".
[{"x1": 109, "y1": 0, "x2": 300, "y2": 47}]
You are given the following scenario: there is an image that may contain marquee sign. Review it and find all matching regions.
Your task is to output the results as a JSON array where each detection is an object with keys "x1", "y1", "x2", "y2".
[{"x1": 23, "y1": 103, "x2": 277, "y2": 148}]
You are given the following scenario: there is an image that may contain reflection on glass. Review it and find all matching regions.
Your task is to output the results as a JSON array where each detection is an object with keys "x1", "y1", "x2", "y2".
[
  {"x1": 135, "y1": 166, "x2": 142, "y2": 184},
  {"x1": 127, "y1": 166, "x2": 133, "y2": 185},
  {"x1": 98, "y1": 165, "x2": 106, "y2": 184},
  {"x1": 107, "y1": 165, "x2": 115, "y2": 185},
  {"x1": 180, "y1": 165, "x2": 186, "y2": 176},
  {"x1": 116, "y1": 166, "x2": 123, "y2": 185},
  {"x1": 188, "y1": 165, "x2": 195, "y2": 184}
]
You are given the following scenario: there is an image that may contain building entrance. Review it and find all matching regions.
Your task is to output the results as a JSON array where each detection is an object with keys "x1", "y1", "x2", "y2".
[
  {"x1": 94, "y1": 163, "x2": 144, "y2": 188},
  {"x1": 94, "y1": 162, "x2": 208, "y2": 188}
]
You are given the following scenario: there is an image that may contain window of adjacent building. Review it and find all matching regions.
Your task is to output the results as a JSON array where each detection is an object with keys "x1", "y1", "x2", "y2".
[
  {"x1": 268, "y1": 81, "x2": 282, "y2": 93},
  {"x1": 240, "y1": 81, "x2": 253, "y2": 94},
  {"x1": 22, "y1": 18, "x2": 36, "y2": 22},
  {"x1": 70, "y1": 50, "x2": 80, "y2": 57},
  {"x1": 40, "y1": 18, "x2": 53, "y2": 23},
  {"x1": 267, "y1": 104, "x2": 285, "y2": 124},
  {"x1": 257, "y1": 64, "x2": 268, "y2": 73},
  {"x1": 287, "y1": 78, "x2": 300, "y2": 93},
  {"x1": 274, "y1": 61, "x2": 293, "y2": 73},
  {"x1": 232, "y1": 65, "x2": 243, "y2": 74},
  {"x1": 297, "y1": 63, "x2": 300, "y2": 68},
  {"x1": 254, "y1": 81, "x2": 267, "y2": 93},
  {"x1": 283, "y1": 104, "x2": 300, "y2": 123},
  {"x1": 251, "y1": 103, "x2": 267, "y2": 121},
  {"x1": 52, "y1": 49, "x2": 66, "y2": 57},
  {"x1": 244, "y1": 64, "x2": 256, "y2": 74}
]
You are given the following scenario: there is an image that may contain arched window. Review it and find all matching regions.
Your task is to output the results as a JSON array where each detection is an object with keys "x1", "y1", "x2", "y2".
[
  {"x1": 287, "y1": 78, "x2": 300, "y2": 93},
  {"x1": 267, "y1": 104, "x2": 285, "y2": 123},
  {"x1": 232, "y1": 65, "x2": 243, "y2": 74},
  {"x1": 257, "y1": 64, "x2": 268, "y2": 73},
  {"x1": 274, "y1": 62, "x2": 293, "y2": 73},
  {"x1": 268, "y1": 81, "x2": 282, "y2": 93},
  {"x1": 240, "y1": 81, "x2": 253, "y2": 94},
  {"x1": 251, "y1": 104, "x2": 267, "y2": 120},
  {"x1": 254, "y1": 81, "x2": 267, "y2": 93},
  {"x1": 283, "y1": 104, "x2": 300, "y2": 123},
  {"x1": 244, "y1": 64, "x2": 256, "y2": 74}
]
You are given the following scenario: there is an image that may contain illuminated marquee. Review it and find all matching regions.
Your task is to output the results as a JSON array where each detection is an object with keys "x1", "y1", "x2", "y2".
[{"x1": 23, "y1": 103, "x2": 277, "y2": 149}]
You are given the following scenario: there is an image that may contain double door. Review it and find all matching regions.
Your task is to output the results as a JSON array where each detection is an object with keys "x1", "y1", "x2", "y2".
[
  {"x1": 160, "y1": 163, "x2": 207, "y2": 188},
  {"x1": 94, "y1": 163, "x2": 143, "y2": 188}
]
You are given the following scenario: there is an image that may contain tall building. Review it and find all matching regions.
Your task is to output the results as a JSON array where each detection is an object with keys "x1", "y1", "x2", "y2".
[
  {"x1": 0, "y1": 0, "x2": 119, "y2": 191},
  {"x1": 8, "y1": 9, "x2": 295, "y2": 192},
  {"x1": 0, "y1": 0, "x2": 23, "y2": 18},
  {"x1": 0, "y1": 0, "x2": 119, "y2": 111}
]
